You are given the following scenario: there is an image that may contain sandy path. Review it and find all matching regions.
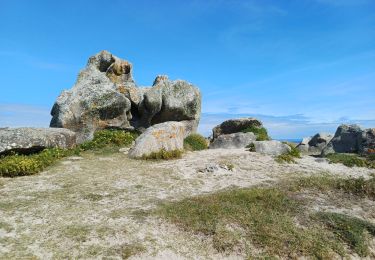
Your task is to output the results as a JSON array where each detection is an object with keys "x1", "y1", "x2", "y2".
[{"x1": 0, "y1": 149, "x2": 374, "y2": 259}]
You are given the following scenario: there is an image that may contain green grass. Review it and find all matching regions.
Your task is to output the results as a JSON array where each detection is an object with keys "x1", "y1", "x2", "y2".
[
  {"x1": 275, "y1": 143, "x2": 301, "y2": 164},
  {"x1": 315, "y1": 212, "x2": 375, "y2": 257},
  {"x1": 0, "y1": 129, "x2": 138, "y2": 178},
  {"x1": 245, "y1": 143, "x2": 256, "y2": 152},
  {"x1": 141, "y1": 149, "x2": 183, "y2": 160},
  {"x1": 157, "y1": 187, "x2": 344, "y2": 258},
  {"x1": 242, "y1": 126, "x2": 270, "y2": 141},
  {"x1": 289, "y1": 174, "x2": 375, "y2": 199},
  {"x1": 326, "y1": 153, "x2": 375, "y2": 169},
  {"x1": 183, "y1": 133, "x2": 208, "y2": 151}
]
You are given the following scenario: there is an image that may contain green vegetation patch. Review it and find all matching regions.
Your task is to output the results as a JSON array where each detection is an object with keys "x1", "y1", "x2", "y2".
[
  {"x1": 275, "y1": 143, "x2": 301, "y2": 164},
  {"x1": 0, "y1": 147, "x2": 80, "y2": 178},
  {"x1": 183, "y1": 133, "x2": 208, "y2": 151},
  {"x1": 315, "y1": 212, "x2": 375, "y2": 257},
  {"x1": 142, "y1": 149, "x2": 183, "y2": 160},
  {"x1": 0, "y1": 129, "x2": 138, "y2": 178},
  {"x1": 242, "y1": 126, "x2": 270, "y2": 141},
  {"x1": 157, "y1": 187, "x2": 343, "y2": 258},
  {"x1": 326, "y1": 153, "x2": 375, "y2": 169},
  {"x1": 80, "y1": 129, "x2": 138, "y2": 151},
  {"x1": 289, "y1": 174, "x2": 375, "y2": 199}
]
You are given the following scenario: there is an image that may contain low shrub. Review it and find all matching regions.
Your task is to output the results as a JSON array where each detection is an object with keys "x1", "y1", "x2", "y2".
[
  {"x1": 0, "y1": 147, "x2": 79, "y2": 177},
  {"x1": 275, "y1": 144, "x2": 301, "y2": 164},
  {"x1": 142, "y1": 149, "x2": 183, "y2": 160},
  {"x1": 246, "y1": 143, "x2": 256, "y2": 152},
  {"x1": 183, "y1": 134, "x2": 208, "y2": 151},
  {"x1": 0, "y1": 129, "x2": 138, "y2": 178},
  {"x1": 80, "y1": 129, "x2": 138, "y2": 151},
  {"x1": 326, "y1": 153, "x2": 375, "y2": 169},
  {"x1": 242, "y1": 126, "x2": 270, "y2": 141}
]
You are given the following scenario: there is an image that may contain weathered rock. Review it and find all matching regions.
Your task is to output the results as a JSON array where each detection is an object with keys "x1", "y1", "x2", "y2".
[
  {"x1": 360, "y1": 128, "x2": 375, "y2": 155},
  {"x1": 0, "y1": 127, "x2": 76, "y2": 155},
  {"x1": 251, "y1": 140, "x2": 291, "y2": 156},
  {"x1": 50, "y1": 52, "x2": 201, "y2": 143},
  {"x1": 138, "y1": 75, "x2": 201, "y2": 133},
  {"x1": 128, "y1": 121, "x2": 185, "y2": 158},
  {"x1": 296, "y1": 137, "x2": 311, "y2": 153},
  {"x1": 212, "y1": 118, "x2": 263, "y2": 139},
  {"x1": 321, "y1": 124, "x2": 363, "y2": 156},
  {"x1": 297, "y1": 133, "x2": 333, "y2": 154},
  {"x1": 209, "y1": 132, "x2": 256, "y2": 149}
]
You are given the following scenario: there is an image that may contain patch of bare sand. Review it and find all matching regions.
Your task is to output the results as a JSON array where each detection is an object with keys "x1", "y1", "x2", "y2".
[{"x1": 0, "y1": 148, "x2": 374, "y2": 259}]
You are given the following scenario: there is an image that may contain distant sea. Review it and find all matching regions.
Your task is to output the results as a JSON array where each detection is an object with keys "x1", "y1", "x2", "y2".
[{"x1": 277, "y1": 139, "x2": 302, "y2": 144}]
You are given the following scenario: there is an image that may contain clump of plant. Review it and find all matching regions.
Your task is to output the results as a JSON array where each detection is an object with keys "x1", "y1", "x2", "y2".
[
  {"x1": 80, "y1": 129, "x2": 138, "y2": 151},
  {"x1": 326, "y1": 153, "x2": 375, "y2": 169},
  {"x1": 142, "y1": 149, "x2": 183, "y2": 160},
  {"x1": 242, "y1": 126, "x2": 270, "y2": 141},
  {"x1": 157, "y1": 187, "x2": 344, "y2": 258},
  {"x1": 275, "y1": 143, "x2": 301, "y2": 164},
  {"x1": 246, "y1": 143, "x2": 256, "y2": 152},
  {"x1": 0, "y1": 147, "x2": 80, "y2": 177},
  {"x1": 289, "y1": 174, "x2": 375, "y2": 199},
  {"x1": 315, "y1": 212, "x2": 375, "y2": 257},
  {"x1": 183, "y1": 133, "x2": 208, "y2": 151}
]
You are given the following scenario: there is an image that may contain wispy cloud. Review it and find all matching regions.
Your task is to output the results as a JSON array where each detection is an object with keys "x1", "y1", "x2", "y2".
[{"x1": 0, "y1": 104, "x2": 51, "y2": 127}]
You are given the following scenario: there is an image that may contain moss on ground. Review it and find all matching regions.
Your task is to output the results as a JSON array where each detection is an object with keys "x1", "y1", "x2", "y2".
[{"x1": 141, "y1": 149, "x2": 183, "y2": 160}]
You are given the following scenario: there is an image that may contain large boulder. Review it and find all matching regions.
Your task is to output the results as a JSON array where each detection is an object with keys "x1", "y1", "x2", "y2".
[
  {"x1": 251, "y1": 140, "x2": 291, "y2": 156},
  {"x1": 0, "y1": 127, "x2": 76, "y2": 155},
  {"x1": 361, "y1": 128, "x2": 375, "y2": 155},
  {"x1": 50, "y1": 51, "x2": 201, "y2": 143},
  {"x1": 297, "y1": 133, "x2": 333, "y2": 154},
  {"x1": 212, "y1": 118, "x2": 263, "y2": 139},
  {"x1": 209, "y1": 132, "x2": 256, "y2": 149},
  {"x1": 322, "y1": 124, "x2": 363, "y2": 156},
  {"x1": 128, "y1": 121, "x2": 185, "y2": 159}
]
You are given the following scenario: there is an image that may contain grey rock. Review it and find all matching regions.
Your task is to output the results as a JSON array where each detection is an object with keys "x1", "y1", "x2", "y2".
[
  {"x1": 251, "y1": 140, "x2": 291, "y2": 156},
  {"x1": 0, "y1": 127, "x2": 76, "y2": 155},
  {"x1": 209, "y1": 132, "x2": 256, "y2": 149},
  {"x1": 360, "y1": 128, "x2": 375, "y2": 155},
  {"x1": 297, "y1": 133, "x2": 333, "y2": 154},
  {"x1": 128, "y1": 121, "x2": 185, "y2": 159},
  {"x1": 322, "y1": 124, "x2": 363, "y2": 156},
  {"x1": 139, "y1": 75, "x2": 201, "y2": 132},
  {"x1": 50, "y1": 52, "x2": 201, "y2": 143},
  {"x1": 212, "y1": 118, "x2": 263, "y2": 139}
]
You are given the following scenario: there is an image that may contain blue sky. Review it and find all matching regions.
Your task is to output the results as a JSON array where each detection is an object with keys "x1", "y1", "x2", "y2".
[{"x1": 0, "y1": 0, "x2": 374, "y2": 139}]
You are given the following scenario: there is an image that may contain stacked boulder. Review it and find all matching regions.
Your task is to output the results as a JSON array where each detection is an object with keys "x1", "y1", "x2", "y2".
[
  {"x1": 322, "y1": 124, "x2": 375, "y2": 156},
  {"x1": 296, "y1": 133, "x2": 333, "y2": 155},
  {"x1": 209, "y1": 118, "x2": 291, "y2": 156},
  {"x1": 50, "y1": 50, "x2": 201, "y2": 144}
]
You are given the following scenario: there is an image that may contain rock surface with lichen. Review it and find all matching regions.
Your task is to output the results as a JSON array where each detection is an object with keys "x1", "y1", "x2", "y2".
[{"x1": 50, "y1": 50, "x2": 201, "y2": 143}]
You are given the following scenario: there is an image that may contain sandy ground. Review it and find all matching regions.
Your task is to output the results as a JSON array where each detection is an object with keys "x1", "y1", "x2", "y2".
[{"x1": 0, "y1": 148, "x2": 374, "y2": 259}]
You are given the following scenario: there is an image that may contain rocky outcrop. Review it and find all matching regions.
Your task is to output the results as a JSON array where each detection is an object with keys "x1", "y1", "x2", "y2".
[
  {"x1": 361, "y1": 128, "x2": 375, "y2": 155},
  {"x1": 322, "y1": 124, "x2": 364, "y2": 156},
  {"x1": 128, "y1": 121, "x2": 185, "y2": 158},
  {"x1": 209, "y1": 132, "x2": 256, "y2": 149},
  {"x1": 251, "y1": 140, "x2": 291, "y2": 156},
  {"x1": 0, "y1": 128, "x2": 76, "y2": 155},
  {"x1": 297, "y1": 133, "x2": 333, "y2": 154},
  {"x1": 50, "y1": 51, "x2": 201, "y2": 143},
  {"x1": 212, "y1": 118, "x2": 263, "y2": 139}
]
